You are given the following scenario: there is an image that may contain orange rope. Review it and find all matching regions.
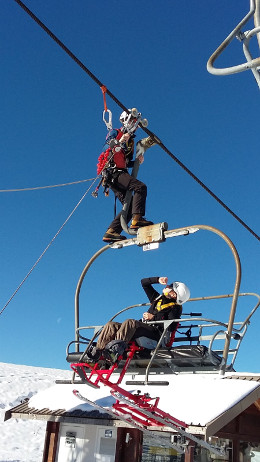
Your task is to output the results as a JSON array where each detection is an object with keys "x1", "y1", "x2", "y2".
[{"x1": 101, "y1": 85, "x2": 108, "y2": 111}]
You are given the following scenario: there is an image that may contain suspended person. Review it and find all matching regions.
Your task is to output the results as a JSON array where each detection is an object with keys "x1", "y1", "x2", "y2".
[
  {"x1": 90, "y1": 276, "x2": 190, "y2": 363},
  {"x1": 98, "y1": 111, "x2": 155, "y2": 243}
]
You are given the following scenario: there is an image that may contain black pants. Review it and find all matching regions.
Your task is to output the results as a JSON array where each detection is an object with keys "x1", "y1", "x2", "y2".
[{"x1": 107, "y1": 170, "x2": 147, "y2": 233}]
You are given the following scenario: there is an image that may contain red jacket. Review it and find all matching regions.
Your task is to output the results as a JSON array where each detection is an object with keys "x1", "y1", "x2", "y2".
[
  {"x1": 97, "y1": 129, "x2": 135, "y2": 175},
  {"x1": 112, "y1": 129, "x2": 134, "y2": 169}
]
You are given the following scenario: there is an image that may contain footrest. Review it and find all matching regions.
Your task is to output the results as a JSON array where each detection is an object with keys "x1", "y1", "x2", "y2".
[
  {"x1": 55, "y1": 379, "x2": 84, "y2": 385},
  {"x1": 125, "y1": 381, "x2": 169, "y2": 386},
  {"x1": 66, "y1": 352, "x2": 89, "y2": 363}
]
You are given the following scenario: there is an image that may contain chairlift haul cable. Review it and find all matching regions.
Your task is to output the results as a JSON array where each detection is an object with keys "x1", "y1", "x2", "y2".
[
  {"x1": 13, "y1": 0, "x2": 259, "y2": 242},
  {"x1": 13, "y1": 0, "x2": 128, "y2": 114}
]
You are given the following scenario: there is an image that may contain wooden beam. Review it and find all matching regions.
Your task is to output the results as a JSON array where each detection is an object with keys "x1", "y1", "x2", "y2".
[
  {"x1": 217, "y1": 431, "x2": 260, "y2": 442},
  {"x1": 42, "y1": 421, "x2": 60, "y2": 462},
  {"x1": 254, "y1": 398, "x2": 260, "y2": 412},
  {"x1": 184, "y1": 440, "x2": 195, "y2": 462},
  {"x1": 115, "y1": 428, "x2": 143, "y2": 462},
  {"x1": 232, "y1": 439, "x2": 239, "y2": 462}
]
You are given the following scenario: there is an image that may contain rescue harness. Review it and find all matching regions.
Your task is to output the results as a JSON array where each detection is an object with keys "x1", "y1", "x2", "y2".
[{"x1": 94, "y1": 128, "x2": 134, "y2": 198}]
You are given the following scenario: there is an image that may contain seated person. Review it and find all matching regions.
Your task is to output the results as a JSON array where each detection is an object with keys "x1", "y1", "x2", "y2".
[{"x1": 90, "y1": 276, "x2": 190, "y2": 363}]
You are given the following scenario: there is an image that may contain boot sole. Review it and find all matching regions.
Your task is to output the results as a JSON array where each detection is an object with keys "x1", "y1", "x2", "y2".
[
  {"x1": 103, "y1": 237, "x2": 127, "y2": 242},
  {"x1": 130, "y1": 223, "x2": 153, "y2": 229}
]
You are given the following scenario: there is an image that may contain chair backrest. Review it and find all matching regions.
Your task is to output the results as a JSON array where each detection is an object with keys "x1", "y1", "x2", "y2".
[{"x1": 165, "y1": 323, "x2": 180, "y2": 347}]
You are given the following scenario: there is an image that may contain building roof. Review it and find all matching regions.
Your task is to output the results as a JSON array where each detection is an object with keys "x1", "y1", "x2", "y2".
[
  {"x1": 5, "y1": 372, "x2": 260, "y2": 436},
  {"x1": 224, "y1": 374, "x2": 260, "y2": 382},
  {"x1": 4, "y1": 398, "x2": 115, "y2": 426}
]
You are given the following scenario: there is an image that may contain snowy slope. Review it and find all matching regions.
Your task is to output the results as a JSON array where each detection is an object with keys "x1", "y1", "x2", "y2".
[{"x1": 0, "y1": 362, "x2": 71, "y2": 462}]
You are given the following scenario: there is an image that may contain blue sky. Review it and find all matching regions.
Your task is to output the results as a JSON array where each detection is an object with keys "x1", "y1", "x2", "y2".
[{"x1": 1, "y1": 1, "x2": 259, "y2": 373}]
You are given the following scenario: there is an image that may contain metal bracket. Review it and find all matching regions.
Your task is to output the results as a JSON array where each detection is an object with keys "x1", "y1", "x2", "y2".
[{"x1": 136, "y1": 222, "x2": 168, "y2": 246}]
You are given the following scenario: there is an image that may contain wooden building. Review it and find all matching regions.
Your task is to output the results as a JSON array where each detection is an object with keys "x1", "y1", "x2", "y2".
[{"x1": 5, "y1": 373, "x2": 260, "y2": 461}]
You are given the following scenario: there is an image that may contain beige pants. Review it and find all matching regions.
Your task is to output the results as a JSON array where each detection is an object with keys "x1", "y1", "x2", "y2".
[{"x1": 96, "y1": 319, "x2": 157, "y2": 350}]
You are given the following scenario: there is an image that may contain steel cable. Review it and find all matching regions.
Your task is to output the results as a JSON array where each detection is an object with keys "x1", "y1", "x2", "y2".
[{"x1": 13, "y1": 0, "x2": 259, "y2": 242}]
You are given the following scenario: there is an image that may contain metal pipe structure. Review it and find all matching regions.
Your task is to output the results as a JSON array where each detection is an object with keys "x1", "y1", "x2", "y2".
[
  {"x1": 254, "y1": 0, "x2": 260, "y2": 47},
  {"x1": 207, "y1": 0, "x2": 260, "y2": 87},
  {"x1": 74, "y1": 225, "x2": 241, "y2": 373},
  {"x1": 74, "y1": 244, "x2": 110, "y2": 352},
  {"x1": 80, "y1": 292, "x2": 259, "y2": 335},
  {"x1": 242, "y1": 26, "x2": 260, "y2": 87},
  {"x1": 173, "y1": 225, "x2": 241, "y2": 374}
]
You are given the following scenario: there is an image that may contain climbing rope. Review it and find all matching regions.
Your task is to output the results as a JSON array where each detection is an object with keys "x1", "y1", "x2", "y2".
[
  {"x1": 0, "y1": 177, "x2": 99, "y2": 316},
  {"x1": 0, "y1": 178, "x2": 96, "y2": 193},
  {"x1": 101, "y1": 86, "x2": 113, "y2": 130},
  {"x1": 13, "y1": 0, "x2": 260, "y2": 242}
]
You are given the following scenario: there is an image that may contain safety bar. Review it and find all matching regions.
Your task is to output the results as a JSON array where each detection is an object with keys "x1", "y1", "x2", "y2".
[
  {"x1": 73, "y1": 290, "x2": 260, "y2": 374},
  {"x1": 70, "y1": 314, "x2": 247, "y2": 382},
  {"x1": 86, "y1": 292, "x2": 260, "y2": 332}
]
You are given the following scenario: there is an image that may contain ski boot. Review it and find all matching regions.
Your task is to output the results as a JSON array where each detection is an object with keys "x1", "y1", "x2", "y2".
[
  {"x1": 130, "y1": 215, "x2": 154, "y2": 229},
  {"x1": 103, "y1": 340, "x2": 127, "y2": 364},
  {"x1": 103, "y1": 229, "x2": 127, "y2": 243},
  {"x1": 80, "y1": 346, "x2": 102, "y2": 367}
]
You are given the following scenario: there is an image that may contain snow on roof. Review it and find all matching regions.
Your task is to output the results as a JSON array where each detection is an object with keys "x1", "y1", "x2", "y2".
[
  {"x1": 1, "y1": 362, "x2": 71, "y2": 462},
  {"x1": 29, "y1": 372, "x2": 260, "y2": 427}
]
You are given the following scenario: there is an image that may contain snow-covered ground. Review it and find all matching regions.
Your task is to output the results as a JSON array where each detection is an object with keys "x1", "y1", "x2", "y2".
[
  {"x1": 1, "y1": 361, "x2": 260, "y2": 462},
  {"x1": 0, "y1": 362, "x2": 71, "y2": 462}
]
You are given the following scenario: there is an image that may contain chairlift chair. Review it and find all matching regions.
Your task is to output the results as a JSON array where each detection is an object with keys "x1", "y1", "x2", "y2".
[{"x1": 64, "y1": 224, "x2": 260, "y2": 387}]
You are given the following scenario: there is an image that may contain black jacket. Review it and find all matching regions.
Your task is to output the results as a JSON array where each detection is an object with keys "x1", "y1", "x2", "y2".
[{"x1": 141, "y1": 277, "x2": 182, "y2": 333}]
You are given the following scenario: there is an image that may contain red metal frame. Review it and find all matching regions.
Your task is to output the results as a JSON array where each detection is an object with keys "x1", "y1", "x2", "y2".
[
  {"x1": 111, "y1": 393, "x2": 187, "y2": 429},
  {"x1": 71, "y1": 342, "x2": 188, "y2": 431},
  {"x1": 71, "y1": 342, "x2": 140, "y2": 388}
]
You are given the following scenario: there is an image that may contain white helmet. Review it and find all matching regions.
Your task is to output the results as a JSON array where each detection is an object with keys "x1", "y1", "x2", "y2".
[
  {"x1": 119, "y1": 110, "x2": 132, "y2": 127},
  {"x1": 166, "y1": 282, "x2": 190, "y2": 305}
]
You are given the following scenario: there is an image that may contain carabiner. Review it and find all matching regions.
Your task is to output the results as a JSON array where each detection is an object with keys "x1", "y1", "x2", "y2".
[{"x1": 103, "y1": 109, "x2": 113, "y2": 130}]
